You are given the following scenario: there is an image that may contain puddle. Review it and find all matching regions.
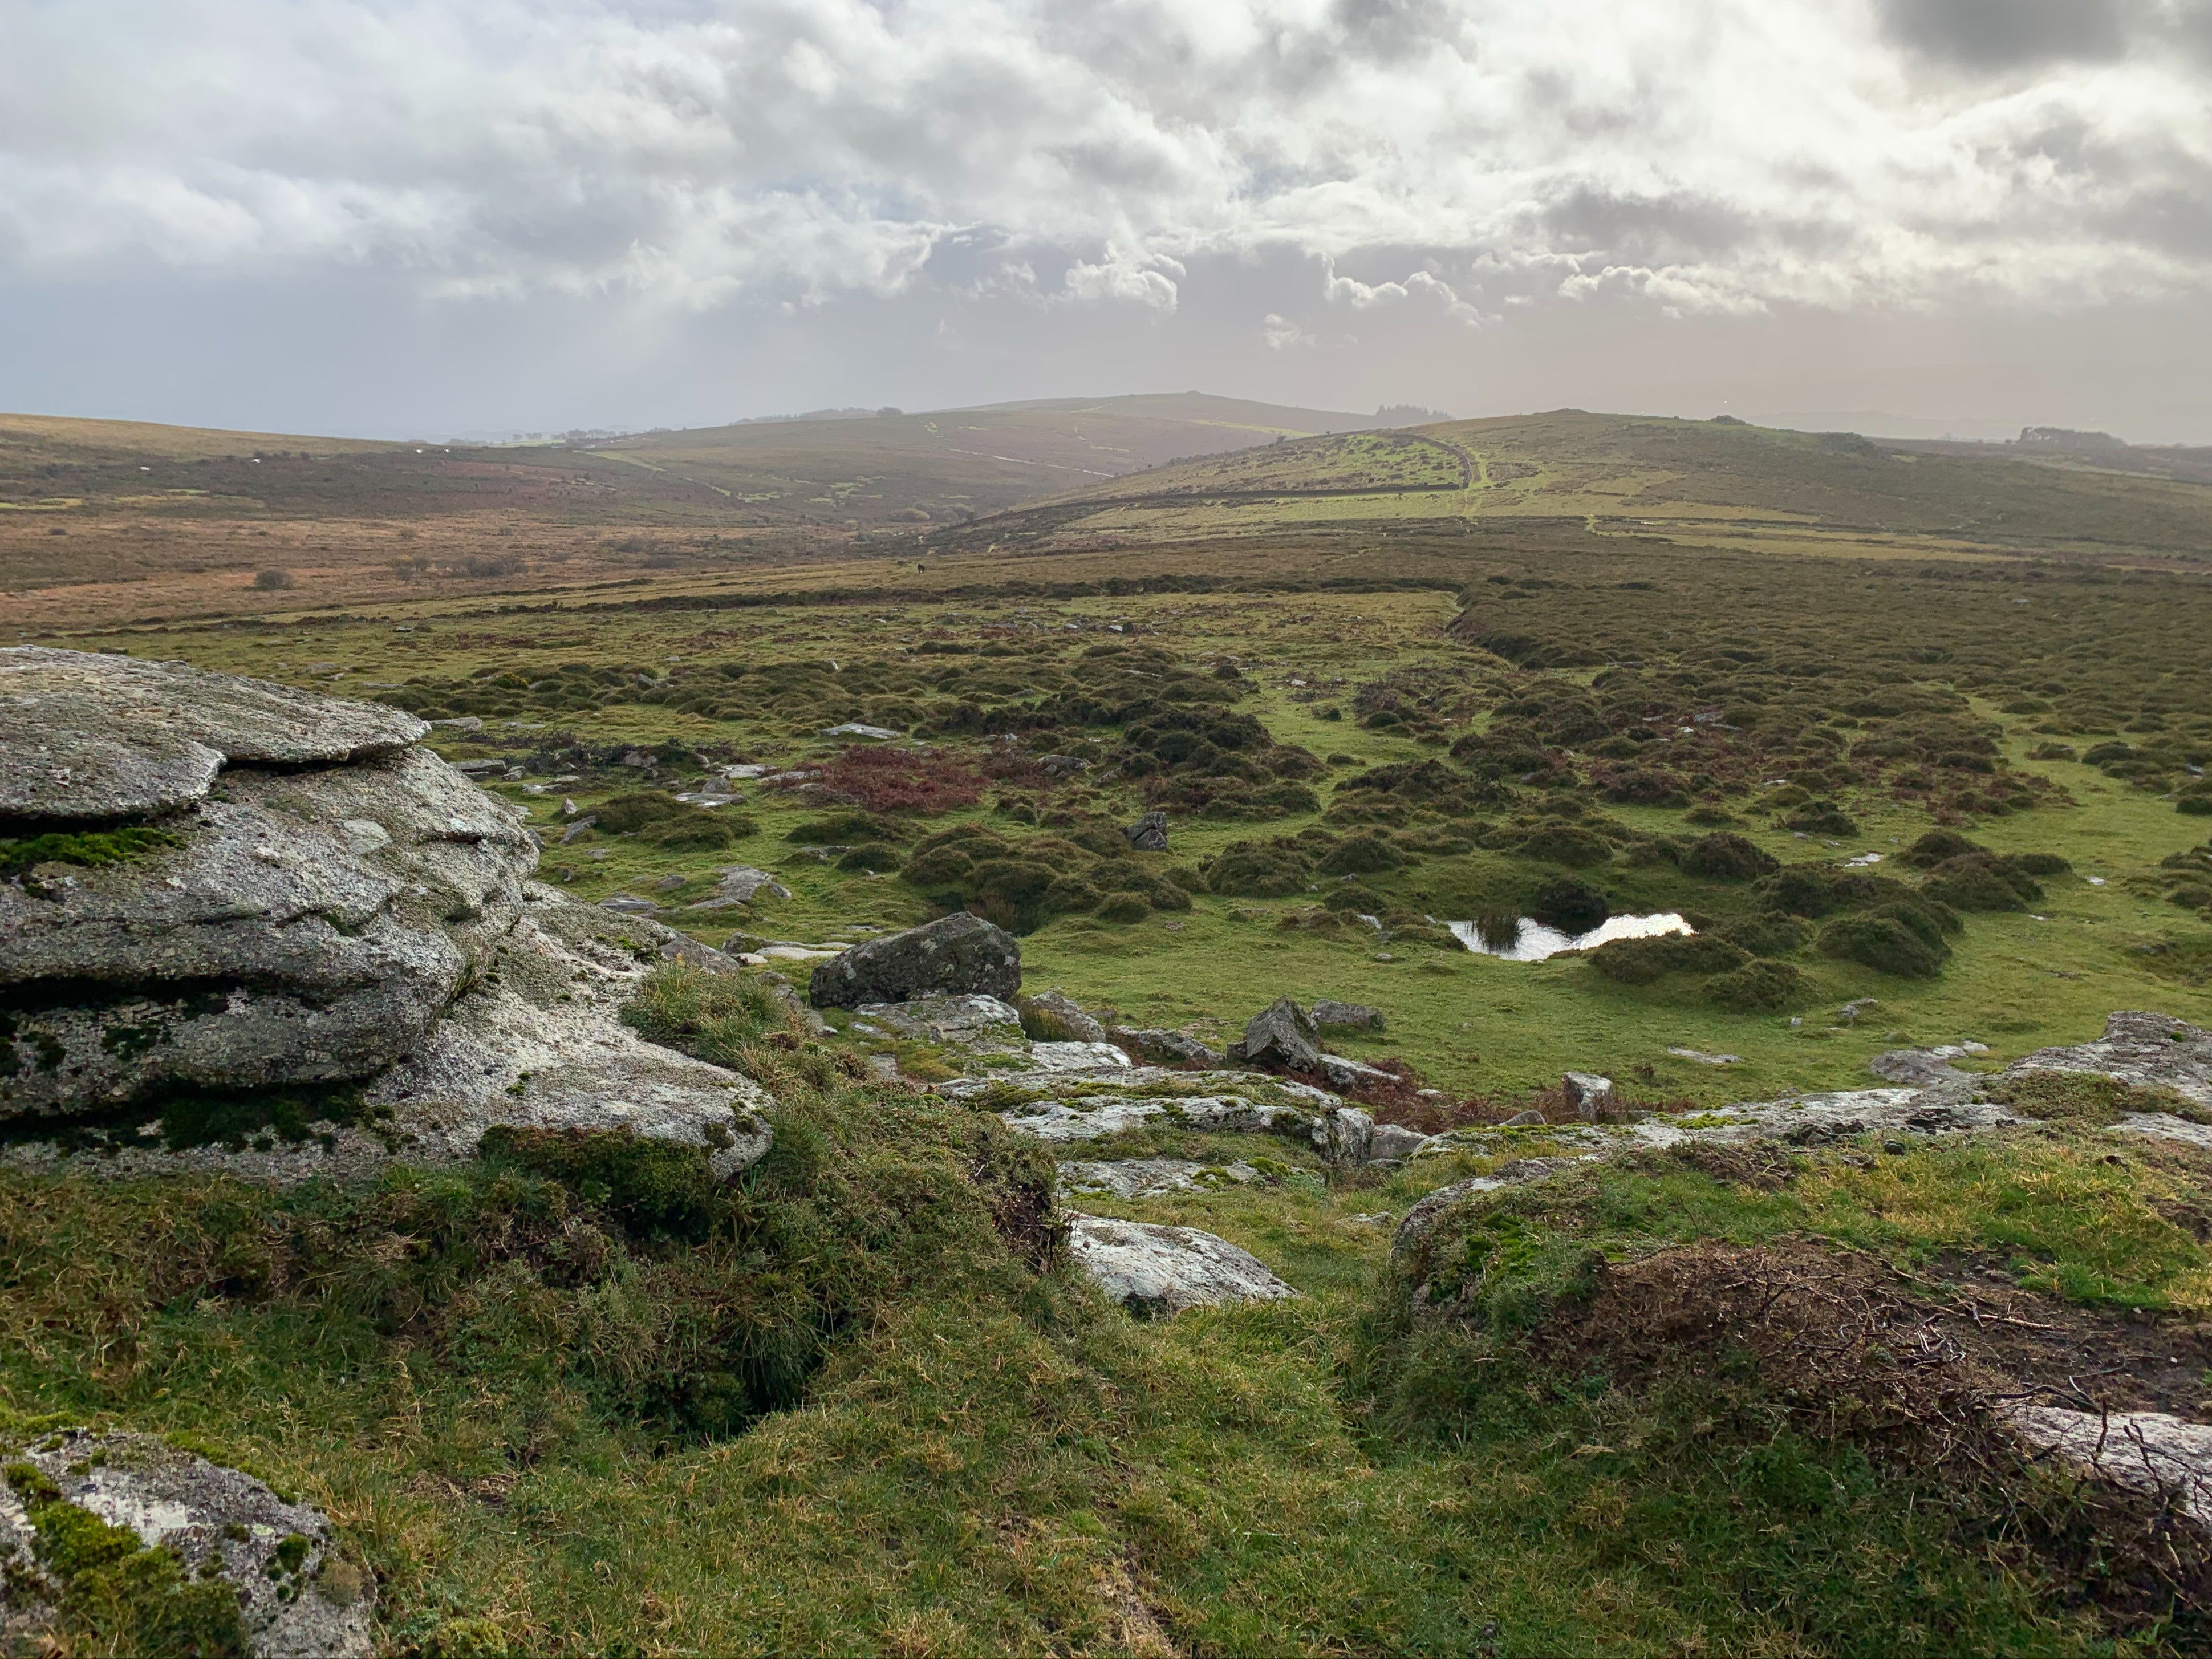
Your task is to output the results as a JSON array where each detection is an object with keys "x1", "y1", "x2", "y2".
[{"x1": 1449, "y1": 911, "x2": 1694, "y2": 963}]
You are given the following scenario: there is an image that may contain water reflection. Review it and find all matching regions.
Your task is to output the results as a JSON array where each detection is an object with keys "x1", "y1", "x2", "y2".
[{"x1": 1448, "y1": 911, "x2": 1694, "y2": 963}]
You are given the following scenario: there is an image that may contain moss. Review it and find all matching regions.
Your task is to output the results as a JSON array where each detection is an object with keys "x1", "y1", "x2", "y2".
[
  {"x1": 0, "y1": 825, "x2": 182, "y2": 878},
  {"x1": 13, "y1": 1479, "x2": 246, "y2": 1657}
]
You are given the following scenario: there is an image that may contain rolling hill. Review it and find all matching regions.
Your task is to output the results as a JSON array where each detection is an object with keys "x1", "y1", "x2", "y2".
[{"x1": 942, "y1": 409, "x2": 2212, "y2": 562}]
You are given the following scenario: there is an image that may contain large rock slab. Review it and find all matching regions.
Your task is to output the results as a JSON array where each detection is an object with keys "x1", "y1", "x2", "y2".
[
  {"x1": 0, "y1": 1426, "x2": 371, "y2": 1657},
  {"x1": 1058, "y1": 1158, "x2": 1265, "y2": 1199},
  {"x1": 1065, "y1": 1214, "x2": 1295, "y2": 1316},
  {"x1": 849, "y1": 994, "x2": 1026, "y2": 1052},
  {"x1": 2, "y1": 745, "x2": 535, "y2": 1115},
  {"x1": 808, "y1": 912, "x2": 1021, "y2": 1009},
  {"x1": 2004, "y1": 1011, "x2": 2212, "y2": 1109},
  {"x1": 0, "y1": 646, "x2": 425, "y2": 821}
]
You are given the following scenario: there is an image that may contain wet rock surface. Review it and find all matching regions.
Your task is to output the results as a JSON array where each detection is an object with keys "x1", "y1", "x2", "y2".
[
  {"x1": 0, "y1": 1426, "x2": 372, "y2": 1657},
  {"x1": 808, "y1": 912, "x2": 1021, "y2": 1008},
  {"x1": 1065, "y1": 1214, "x2": 1295, "y2": 1316}
]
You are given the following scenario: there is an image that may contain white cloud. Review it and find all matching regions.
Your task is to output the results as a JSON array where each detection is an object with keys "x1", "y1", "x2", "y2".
[{"x1": 0, "y1": 0, "x2": 2206, "y2": 323}]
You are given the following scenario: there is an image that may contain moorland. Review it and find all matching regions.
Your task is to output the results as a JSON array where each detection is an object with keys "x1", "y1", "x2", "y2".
[{"x1": 4, "y1": 403, "x2": 2212, "y2": 1657}]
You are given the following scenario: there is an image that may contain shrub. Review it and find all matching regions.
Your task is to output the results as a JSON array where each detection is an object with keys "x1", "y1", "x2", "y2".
[
  {"x1": 1781, "y1": 802, "x2": 1859, "y2": 837},
  {"x1": 1705, "y1": 959, "x2": 1813, "y2": 1012},
  {"x1": 1094, "y1": 891, "x2": 1151, "y2": 923},
  {"x1": 836, "y1": 841, "x2": 904, "y2": 873},
  {"x1": 1530, "y1": 878, "x2": 1609, "y2": 935},
  {"x1": 788, "y1": 812, "x2": 903, "y2": 845},
  {"x1": 1682, "y1": 832, "x2": 1780, "y2": 881},
  {"x1": 1316, "y1": 833, "x2": 1406, "y2": 875},
  {"x1": 251, "y1": 568, "x2": 295, "y2": 591},
  {"x1": 1901, "y1": 829, "x2": 1986, "y2": 868},
  {"x1": 1818, "y1": 912, "x2": 1949, "y2": 978},
  {"x1": 1201, "y1": 839, "x2": 1315, "y2": 897},
  {"x1": 1513, "y1": 823, "x2": 1612, "y2": 868},
  {"x1": 1921, "y1": 855, "x2": 2036, "y2": 911},
  {"x1": 1590, "y1": 932, "x2": 1750, "y2": 984},
  {"x1": 1323, "y1": 883, "x2": 1388, "y2": 914},
  {"x1": 1715, "y1": 914, "x2": 1810, "y2": 956},
  {"x1": 651, "y1": 814, "x2": 753, "y2": 851},
  {"x1": 803, "y1": 746, "x2": 984, "y2": 815}
]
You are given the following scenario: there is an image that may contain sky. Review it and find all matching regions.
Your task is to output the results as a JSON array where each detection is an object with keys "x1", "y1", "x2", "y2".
[{"x1": 3, "y1": 0, "x2": 2210, "y2": 442}]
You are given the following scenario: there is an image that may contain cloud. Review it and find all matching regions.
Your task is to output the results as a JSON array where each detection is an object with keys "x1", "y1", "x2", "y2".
[{"x1": 0, "y1": 0, "x2": 2206, "y2": 331}]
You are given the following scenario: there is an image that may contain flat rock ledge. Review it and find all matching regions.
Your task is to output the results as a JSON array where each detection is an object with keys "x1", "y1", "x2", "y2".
[
  {"x1": 1065, "y1": 1214, "x2": 1296, "y2": 1317},
  {"x1": 0, "y1": 1427, "x2": 371, "y2": 1657}
]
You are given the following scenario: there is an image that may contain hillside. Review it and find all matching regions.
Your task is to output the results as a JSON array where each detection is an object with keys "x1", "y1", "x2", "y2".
[
  {"x1": 0, "y1": 394, "x2": 1379, "y2": 628},
  {"x1": 944, "y1": 409, "x2": 2212, "y2": 562}
]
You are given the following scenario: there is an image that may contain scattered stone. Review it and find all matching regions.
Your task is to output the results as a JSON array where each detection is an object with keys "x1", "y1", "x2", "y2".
[
  {"x1": 684, "y1": 866, "x2": 792, "y2": 910},
  {"x1": 821, "y1": 722, "x2": 902, "y2": 740},
  {"x1": 1368, "y1": 1123, "x2": 1431, "y2": 1163},
  {"x1": 1123, "y1": 810, "x2": 1170, "y2": 851},
  {"x1": 1228, "y1": 997, "x2": 1324, "y2": 1073},
  {"x1": 1310, "y1": 1000, "x2": 1385, "y2": 1033},
  {"x1": 0, "y1": 1426, "x2": 373, "y2": 1657},
  {"x1": 1109, "y1": 1027, "x2": 1225, "y2": 1069},
  {"x1": 1065, "y1": 1214, "x2": 1296, "y2": 1316},
  {"x1": 2004, "y1": 1404, "x2": 2212, "y2": 1528},
  {"x1": 1501, "y1": 1108, "x2": 1547, "y2": 1127},
  {"x1": 1318, "y1": 1053, "x2": 1397, "y2": 1092},
  {"x1": 1562, "y1": 1072, "x2": 1614, "y2": 1121},
  {"x1": 599, "y1": 895, "x2": 659, "y2": 914},
  {"x1": 1037, "y1": 755, "x2": 1089, "y2": 777},
  {"x1": 1667, "y1": 1047, "x2": 1742, "y2": 1065},
  {"x1": 1869, "y1": 1045, "x2": 1987, "y2": 1084},
  {"x1": 809, "y1": 912, "x2": 1022, "y2": 1008},
  {"x1": 558, "y1": 815, "x2": 597, "y2": 843}
]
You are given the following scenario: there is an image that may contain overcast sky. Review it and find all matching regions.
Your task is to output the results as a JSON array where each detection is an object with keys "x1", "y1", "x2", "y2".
[{"x1": 5, "y1": 0, "x2": 2210, "y2": 441}]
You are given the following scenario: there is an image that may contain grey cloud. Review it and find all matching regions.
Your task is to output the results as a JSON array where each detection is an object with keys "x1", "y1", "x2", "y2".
[{"x1": 1878, "y1": 0, "x2": 2128, "y2": 69}]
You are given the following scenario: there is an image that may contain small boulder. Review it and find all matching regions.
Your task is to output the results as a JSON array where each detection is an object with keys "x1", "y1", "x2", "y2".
[
  {"x1": 1066, "y1": 1215, "x2": 1296, "y2": 1317},
  {"x1": 1310, "y1": 1000, "x2": 1385, "y2": 1033},
  {"x1": 1318, "y1": 1053, "x2": 1397, "y2": 1092},
  {"x1": 1123, "y1": 810, "x2": 1170, "y2": 852},
  {"x1": 1227, "y1": 996, "x2": 1323, "y2": 1074},
  {"x1": 1369, "y1": 1122, "x2": 1431, "y2": 1163},
  {"x1": 1501, "y1": 1107, "x2": 1547, "y2": 1127},
  {"x1": 807, "y1": 912, "x2": 1021, "y2": 1008},
  {"x1": 1562, "y1": 1071, "x2": 1614, "y2": 1121},
  {"x1": 1019, "y1": 988, "x2": 1109, "y2": 1043}
]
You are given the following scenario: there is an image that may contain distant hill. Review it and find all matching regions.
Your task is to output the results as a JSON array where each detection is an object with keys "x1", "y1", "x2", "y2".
[
  {"x1": 939, "y1": 409, "x2": 2212, "y2": 562},
  {"x1": 584, "y1": 392, "x2": 1383, "y2": 532}
]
